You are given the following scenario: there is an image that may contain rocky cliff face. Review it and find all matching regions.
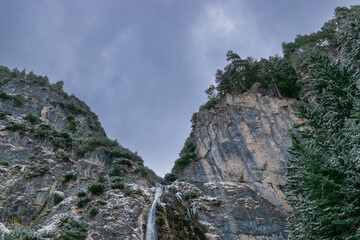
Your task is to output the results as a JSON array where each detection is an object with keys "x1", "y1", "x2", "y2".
[
  {"x1": 0, "y1": 73, "x2": 159, "y2": 239},
  {"x1": 159, "y1": 92, "x2": 302, "y2": 240},
  {"x1": 0, "y1": 69, "x2": 302, "y2": 240}
]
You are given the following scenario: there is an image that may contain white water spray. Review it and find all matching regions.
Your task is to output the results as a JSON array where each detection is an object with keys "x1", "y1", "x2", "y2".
[{"x1": 145, "y1": 184, "x2": 163, "y2": 240}]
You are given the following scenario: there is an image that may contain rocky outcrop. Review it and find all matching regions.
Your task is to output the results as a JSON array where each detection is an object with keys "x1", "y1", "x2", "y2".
[
  {"x1": 0, "y1": 74, "x2": 159, "y2": 239},
  {"x1": 163, "y1": 92, "x2": 303, "y2": 239},
  {"x1": 0, "y1": 70, "x2": 303, "y2": 240}
]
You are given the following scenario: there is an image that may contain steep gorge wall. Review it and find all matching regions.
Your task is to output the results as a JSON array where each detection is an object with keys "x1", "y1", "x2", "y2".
[
  {"x1": 0, "y1": 76, "x2": 159, "y2": 239},
  {"x1": 0, "y1": 73, "x2": 303, "y2": 240},
  {"x1": 162, "y1": 92, "x2": 303, "y2": 240}
]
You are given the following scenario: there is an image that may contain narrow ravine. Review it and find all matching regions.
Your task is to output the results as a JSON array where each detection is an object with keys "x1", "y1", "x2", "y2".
[{"x1": 145, "y1": 184, "x2": 163, "y2": 240}]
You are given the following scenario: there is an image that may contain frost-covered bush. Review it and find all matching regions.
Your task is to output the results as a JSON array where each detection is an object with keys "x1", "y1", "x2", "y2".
[
  {"x1": 111, "y1": 177, "x2": 125, "y2": 190},
  {"x1": 88, "y1": 182, "x2": 106, "y2": 195},
  {"x1": 12, "y1": 95, "x2": 24, "y2": 107},
  {"x1": 77, "y1": 191, "x2": 86, "y2": 198},
  {"x1": 89, "y1": 208, "x2": 99, "y2": 218},
  {"x1": 26, "y1": 163, "x2": 50, "y2": 178},
  {"x1": 0, "y1": 91, "x2": 11, "y2": 99},
  {"x1": 109, "y1": 164, "x2": 127, "y2": 177},
  {"x1": 5, "y1": 122, "x2": 26, "y2": 132},
  {"x1": 62, "y1": 172, "x2": 77, "y2": 183},
  {"x1": 75, "y1": 134, "x2": 117, "y2": 156},
  {"x1": 66, "y1": 115, "x2": 77, "y2": 134},
  {"x1": 24, "y1": 113, "x2": 41, "y2": 125},
  {"x1": 33, "y1": 124, "x2": 52, "y2": 138},
  {"x1": 59, "y1": 217, "x2": 88, "y2": 240},
  {"x1": 0, "y1": 111, "x2": 7, "y2": 120},
  {"x1": 108, "y1": 147, "x2": 142, "y2": 162},
  {"x1": 53, "y1": 192, "x2": 64, "y2": 205},
  {"x1": 56, "y1": 150, "x2": 71, "y2": 162},
  {"x1": 0, "y1": 160, "x2": 9, "y2": 166},
  {"x1": 76, "y1": 197, "x2": 91, "y2": 208},
  {"x1": 134, "y1": 166, "x2": 150, "y2": 176},
  {"x1": 184, "y1": 187, "x2": 201, "y2": 200},
  {"x1": 113, "y1": 158, "x2": 133, "y2": 168},
  {"x1": 3, "y1": 227, "x2": 42, "y2": 240},
  {"x1": 124, "y1": 186, "x2": 134, "y2": 196}
]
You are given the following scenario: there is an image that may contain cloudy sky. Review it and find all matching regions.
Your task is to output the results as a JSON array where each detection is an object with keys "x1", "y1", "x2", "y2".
[{"x1": 0, "y1": 0, "x2": 358, "y2": 176}]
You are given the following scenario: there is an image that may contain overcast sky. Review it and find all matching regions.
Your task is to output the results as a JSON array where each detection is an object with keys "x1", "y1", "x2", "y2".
[{"x1": 0, "y1": 0, "x2": 358, "y2": 176}]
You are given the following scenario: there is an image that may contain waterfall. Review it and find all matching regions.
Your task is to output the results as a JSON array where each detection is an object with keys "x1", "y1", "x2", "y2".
[
  {"x1": 175, "y1": 193, "x2": 195, "y2": 237},
  {"x1": 145, "y1": 184, "x2": 163, "y2": 240}
]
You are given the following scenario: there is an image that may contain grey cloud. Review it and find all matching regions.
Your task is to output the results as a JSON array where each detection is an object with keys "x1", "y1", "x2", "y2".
[{"x1": 0, "y1": 0, "x2": 358, "y2": 176}]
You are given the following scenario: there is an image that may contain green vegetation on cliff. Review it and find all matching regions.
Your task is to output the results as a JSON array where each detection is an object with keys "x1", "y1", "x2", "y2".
[
  {"x1": 0, "y1": 67, "x2": 159, "y2": 181},
  {"x1": 164, "y1": 136, "x2": 197, "y2": 184},
  {"x1": 166, "y1": 4, "x2": 350, "y2": 183},
  {"x1": 204, "y1": 52, "x2": 301, "y2": 100},
  {"x1": 0, "y1": 65, "x2": 160, "y2": 236},
  {"x1": 202, "y1": 7, "x2": 360, "y2": 109},
  {"x1": 286, "y1": 6, "x2": 360, "y2": 239},
  {"x1": 165, "y1": 5, "x2": 360, "y2": 239},
  {"x1": 167, "y1": 6, "x2": 350, "y2": 185}
]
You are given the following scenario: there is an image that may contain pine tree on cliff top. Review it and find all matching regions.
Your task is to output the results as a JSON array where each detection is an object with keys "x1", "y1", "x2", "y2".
[
  {"x1": 287, "y1": 54, "x2": 360, "y2": 239},
  {"x1": 287, "y1": 6, "x2": 360, "y2": 238}
]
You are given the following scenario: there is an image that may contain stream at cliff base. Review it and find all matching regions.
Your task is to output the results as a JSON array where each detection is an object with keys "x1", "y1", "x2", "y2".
[{"x1": 145, "y1": 184, "x2": 163, "y2": 240}]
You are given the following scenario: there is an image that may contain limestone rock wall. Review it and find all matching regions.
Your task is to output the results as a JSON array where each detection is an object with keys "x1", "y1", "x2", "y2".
[
  {"x1": 0, "y1": 78, "x2": 157, "y2": 239},
  {"x1": 169, "y1": 92, "x2": 303, "y2": 240},
  {"x1": 0, "y1": 75, "x2": 303, "y2": 239}
]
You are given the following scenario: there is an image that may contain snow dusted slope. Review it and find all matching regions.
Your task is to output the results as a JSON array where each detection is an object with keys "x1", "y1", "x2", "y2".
[{"x1": 0, "y1": 74, "x2": 159, "y2": 239}]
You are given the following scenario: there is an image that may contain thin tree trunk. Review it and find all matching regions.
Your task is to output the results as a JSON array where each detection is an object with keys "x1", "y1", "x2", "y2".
[
  {"x1": 269, "y1": 72, "x2": 282, "y2": 98},
  {"x1": 292, "y1": 61, "x2": 301, "y2": 81},
  {"x1": 239, "y1": 81, "x2": 246, "y2": 91},
  {"x1": 336, "y1": 198, "x2": 358, "y2": 232}
]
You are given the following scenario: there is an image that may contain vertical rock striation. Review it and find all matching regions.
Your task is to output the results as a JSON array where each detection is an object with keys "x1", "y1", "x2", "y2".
[
  {"x1": 0, "y1": 71, "x2": 303, "y2": 239},
  {"x1": 0, "y1": 75, "x2": 159, "y2": 239},
  {"x1": 165, "y1": 92, "x2": 303, "y2": 239}
]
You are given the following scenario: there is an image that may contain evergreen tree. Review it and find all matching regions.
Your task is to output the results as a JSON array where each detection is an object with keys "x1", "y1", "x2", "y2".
[
  {"x1": 287, "y1": 7, "x2": 360, "y2": 239},
  {"x1": 208, "y1": 50, "x2": 300, "y2": 99},
  {"x1": 287, "y1": 53, "x2": 360, "y2": 239},
  {"x1": 336, "y1": 6, "x2": 360, "y2": 67}
]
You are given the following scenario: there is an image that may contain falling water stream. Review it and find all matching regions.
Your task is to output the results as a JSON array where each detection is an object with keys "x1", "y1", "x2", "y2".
[
  {"x1": 175, "y1": 192, "x2": 195, "y2": 237},
  {"x1": 145, "y1": 184, "x2": 163, "y2": 240}
]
